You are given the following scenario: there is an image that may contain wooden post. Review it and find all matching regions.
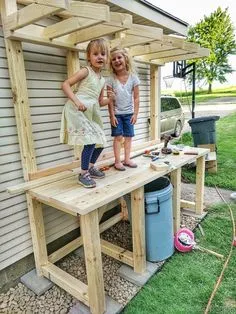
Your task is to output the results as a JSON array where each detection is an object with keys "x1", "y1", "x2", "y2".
[
  {"x1": 170, "y1": 168, "x2": 181, "y2": 233},
  {"x1": 1, "y1": 0, "x2": 37, "y2": 180},
  {"x1": 195, "y1": 155, "x2": 205, "y2": 215},
  {"x1": 131, "y1": 187, "x2": 146, "y2": 273},
  {"x1": 66, "y1": 50, "x2": 82, "y2": 160},
  {"x1": 80, "y1": 210, "x2": 105, "y2": 314},
  {"x1": 150, "y1": 64, "x2": 161, "y2": 141},
  {"x1": 27, "y1": 197, "x2": 48, "y2": 276}
]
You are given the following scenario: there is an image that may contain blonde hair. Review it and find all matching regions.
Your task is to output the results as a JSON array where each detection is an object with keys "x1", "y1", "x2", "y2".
[
  {"x1": 86, "y1": 38, "x2": 109, "y2": 64},
  {"x1": 110, "y1": 47, "x2": 136, "y2": 74}
]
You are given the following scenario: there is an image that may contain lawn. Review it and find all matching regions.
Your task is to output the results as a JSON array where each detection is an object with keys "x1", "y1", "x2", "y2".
[
  {"x1": 174, "y1": 112, "x2": 236, "y2": 190},
  {"x1": 124, "y1": 204, "x2": 236, "y2": 314},
  {"x1": 163, "y1": 86, "x2": 236, "y2": 105},
  {"x1": 123, "y1": 112, "x2": 236, "y2": 314}
]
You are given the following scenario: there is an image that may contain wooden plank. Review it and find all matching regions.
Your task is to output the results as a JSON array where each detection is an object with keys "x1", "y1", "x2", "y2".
[
  {"x1": 1, "y1": 0, "x2": 37, "y2": 180},
  {"x1": 49, "y1": 212, "x2": 122, "y2": 264},
  {"x1": 73, "y1": 12, "x2": 132, "y2": 44},
  {"x1": 131, "y1": 186, "x2": 146, "y2": 273},
  {"x1": 170, "y1": 168, "x2": 181, "y2": 233},
  {"x1": 195, "y1": 156, "x2": 205, "y2": 215},
  {"x1": 27, "y1": 197, "x2": 48, "y2": 276},
  {"x1": 43, "y1": 17, "x2": 106, "y2": 40},
  {"x1": 5, "y1": 24, "x2": 80, "y2": 50},
  {"x1": 126, "y1": 24, "x2": 162, "y2": 40},
  {"x1": 154, "y1": 47, "x2": 210, "y2": 63},
  {"x1": 4, "y1": 4, "x2": 64, "y2": 32},
  {"x1": 130, "y1": 41, "x2": 173, "y2": 56},
  {"x1": 150, "y1": 64, "x2": 160, "y2": 140},
  {"x1": 57, "y1": 1, "x2": 110, "y2": 21},
  {"x1": 42, "y1": 262, "x2": 89, "y2": 306},
  {"x1": 101, "y1": 239, "x2": 134, "y2": 267},
  {"x1": 80, "y1": 210, "x2": 105, "y2": 314},
  {"x1": 29, "y1": 149, "x2": 209, "y2": 215},
  {"x1": 180, "y1": 200, "x2": 196, "y2": 210},
  {"x1": 110, "y1": 34, "x2": 158, "y2": 49},
  {"x1": 17, "y1": 0, "x2": 70, "y2": 9}
]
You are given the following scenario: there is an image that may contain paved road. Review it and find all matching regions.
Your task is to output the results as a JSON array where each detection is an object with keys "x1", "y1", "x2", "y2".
[{"x1": 182, "y1": 101, "x2": 236, "y2": 133}]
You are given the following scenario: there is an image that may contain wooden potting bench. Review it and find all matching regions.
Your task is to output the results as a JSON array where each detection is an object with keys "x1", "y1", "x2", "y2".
[{"x1": 8, "y1": 145, "x2": 209, "y2": 314}]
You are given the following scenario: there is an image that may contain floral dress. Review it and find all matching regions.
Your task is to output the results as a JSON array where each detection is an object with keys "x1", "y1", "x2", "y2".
[{"x1": 60, "y1": 66, "x2": 107, "y2": 147}]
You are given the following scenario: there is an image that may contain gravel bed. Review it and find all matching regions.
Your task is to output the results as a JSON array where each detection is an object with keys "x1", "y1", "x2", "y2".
[{"x1": 0, "y1": 215, "x2": 198, "y2": 313}]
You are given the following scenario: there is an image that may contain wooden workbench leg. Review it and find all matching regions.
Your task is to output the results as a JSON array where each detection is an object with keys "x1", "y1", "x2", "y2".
[
  {"x1": 195, "y1": 155, "x2": 206, "y2": 215},
  {"x1": 80, "y1": 210, "x2": 105, "y2": 314},
  {"x1": 131, "y1": 187, "x2": 146, "y2": 273},
  {"x1": 170, "y1": 168, "x2": 181, "y2": 233},
  {"x1": 27, "y1": 195, "x2": 48, "y2": 276}
]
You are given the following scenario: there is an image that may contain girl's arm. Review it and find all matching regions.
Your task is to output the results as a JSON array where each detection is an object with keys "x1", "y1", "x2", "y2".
[
  {"x1": 62, "y1": 68, "x2": 88, "y2": 111},
  {"x1": 131, "y1": 85, "x2": 140, "y2": 124},
  {"x1": 106, "y1": 86, "x2": 118, "y2": 127},
  {"x1": 99, "y1": 86, "x2": 116, "y2": 107}
]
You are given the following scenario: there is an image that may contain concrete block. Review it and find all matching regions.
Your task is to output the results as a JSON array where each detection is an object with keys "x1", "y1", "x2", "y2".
[
  {"x1": 69, "y1": 295, "x2": 123, "y2": 314},
  {"x1": 181, "y1": 209, "x2": 208, "y2": 219},
  {"x1": 118, "y1": 261, "x2": 162, "y2": 286},
  {"x1": 20, "y1": 269, "x2": 53, "y2": 296}
]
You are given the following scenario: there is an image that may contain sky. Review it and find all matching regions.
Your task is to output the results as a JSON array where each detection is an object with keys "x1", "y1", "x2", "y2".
[{"x1": 147, "y1": 0, "x2": 236, "y2": 90}]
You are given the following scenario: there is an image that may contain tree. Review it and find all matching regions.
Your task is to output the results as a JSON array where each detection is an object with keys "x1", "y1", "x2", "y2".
[{"x1": 187, "y1": 7, "x2": 236, "y2": 93}]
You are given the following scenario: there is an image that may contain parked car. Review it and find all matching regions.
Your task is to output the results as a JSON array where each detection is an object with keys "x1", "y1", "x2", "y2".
[{"x1": 160, "y1": 95, "x2": 185, "y2": 137}]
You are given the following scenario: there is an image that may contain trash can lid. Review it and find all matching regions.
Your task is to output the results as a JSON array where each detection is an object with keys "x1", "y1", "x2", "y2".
[{"x1": 188, "y1": 116, "x2": 220, "y2": 125}]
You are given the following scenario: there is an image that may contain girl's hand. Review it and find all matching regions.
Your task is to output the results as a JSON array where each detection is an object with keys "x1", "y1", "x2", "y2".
[
  {"x1": 110, "y1": 115, "x2": 118, "y2": 127},
  {"x1": 107, "y1": 89, "x2": 116, "y2": 102},
  {"x1": 75, "y1": 101, "x2": 87, "y2": 112},
  {"x1": 131, "y1": 113, "x2": 138, "y2": 125}
]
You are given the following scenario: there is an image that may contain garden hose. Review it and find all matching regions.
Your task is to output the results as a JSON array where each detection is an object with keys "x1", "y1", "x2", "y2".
[{"x1": 204, "y1": 186, "x2": 236, "y2": 314}]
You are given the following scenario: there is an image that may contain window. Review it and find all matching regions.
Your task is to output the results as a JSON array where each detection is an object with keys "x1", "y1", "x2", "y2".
[{"x1": 161, "y1": 97, "x2": 180, "y2": 112}]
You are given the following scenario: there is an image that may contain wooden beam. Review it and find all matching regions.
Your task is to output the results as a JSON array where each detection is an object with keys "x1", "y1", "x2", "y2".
[
  {"x1": 150, "y1": 64, "x2": 161, "y2": 140},
  {"x1": 131, "y1": 187, "x2": 146, "y2": 273},
  {"x1": 180, "y1": 200, "x2": 196, "y2": 210},
  {"x1": 125, "y1": 23, "x2": 162, "y2": 40},
  {"x1": 49, "y1": 212, "x2": 122, "y2": 264},
  {"x1": 17, "y1": 0, "x2": 70, "y2": 9},
  {"x1": 73, "y1": 12, "x2": 132, "y2": 44},
  {"x1": 4, "y1": 4, "x2": 64, "y2": 32},
  {"x1": 80, "y1": 210, "x2": 105, "y2": 314},
  {"x1": 195, "y1": 156, "x2": 206, "y2": 215},
  {"x1": 170, "y1": 168, "x2": 181, "y2": 233},
  {"x1": 153, "y1": 47, "x2": 210, "y2": 63},
  {"x1": 130, "y1": 42, "x2": 174, "y2": 57},
  {"x1": 42, "y1": 262, "x2": 89, "y2": 306},
  {"x1": 163, "y1": 35, "x2": 185, "y2": 49},
  {"x1": 60, "y1": 1, "x2": 110, "y2": 21},
  {"x1": 43, "y1": 17, "x2": 105, "y2": 40},
  {"x1": 101, "y1": 239, "x2": 134, "y2": 267},
  {"x1": 1, "y1": 0, "x2": 37, "y2": 179},
  {"x1": 5, "y1": 24, "x2": 80, "y2": 50},
  {"x1": 111, "y1": 34, "x2": 158, "y2": 49},
  {"x1": 28, "y1": 197, "x2": 48, "y2": 276}
]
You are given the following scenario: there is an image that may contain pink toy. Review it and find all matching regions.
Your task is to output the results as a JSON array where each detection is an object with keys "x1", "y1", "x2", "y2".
[
  {"x1": 174, "y1": 227, "x2": 224, "y2": 258},
  {"x1": 174, "y1": 227, "x2": 195, "y2": 252}
]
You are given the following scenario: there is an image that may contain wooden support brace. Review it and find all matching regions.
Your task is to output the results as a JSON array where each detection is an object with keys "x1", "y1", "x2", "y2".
[
  {"x1": 42, "y1": 262, "x2": 89, "y2": 306},
  {"x1": 101, "y1": 239, "x2": 134, "y2": 267}
]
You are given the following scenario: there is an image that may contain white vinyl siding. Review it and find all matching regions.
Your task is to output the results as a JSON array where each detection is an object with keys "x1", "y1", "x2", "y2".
[{"x1": 0, "y1": 25, "x2": 150, "y2": 271}]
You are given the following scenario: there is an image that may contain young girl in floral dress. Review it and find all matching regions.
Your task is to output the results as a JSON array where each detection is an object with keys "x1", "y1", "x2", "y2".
[
  {"x1": 107, "y1": 47, "x2": 140, "y2": 171},
  {"x1": 60, "y1": 38, "x2": 114, "y2": 188}
]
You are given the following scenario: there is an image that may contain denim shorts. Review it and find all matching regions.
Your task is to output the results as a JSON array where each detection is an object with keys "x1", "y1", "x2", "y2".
[{"x1": 111, "y1": 114, "x2": 134, "y2": 137}]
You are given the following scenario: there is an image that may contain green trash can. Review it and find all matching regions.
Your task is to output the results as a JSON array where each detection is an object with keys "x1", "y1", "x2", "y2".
[{"x1": 188, "y1": 116, "x2": 220, "y2": 147}]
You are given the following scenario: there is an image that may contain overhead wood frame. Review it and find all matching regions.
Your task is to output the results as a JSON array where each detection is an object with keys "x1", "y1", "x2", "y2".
[{"x1": 9, "y1": 0, "x2": 210, "y2": 64}]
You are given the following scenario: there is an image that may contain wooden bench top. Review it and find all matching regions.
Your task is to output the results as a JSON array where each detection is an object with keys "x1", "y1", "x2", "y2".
[{"x1": 28, "y1": 147, "x2": 209, "y2": 216}]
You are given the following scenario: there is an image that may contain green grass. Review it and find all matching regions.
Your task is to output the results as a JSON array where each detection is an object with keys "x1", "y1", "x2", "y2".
[
  {"x1": 124, "y1": 204, "x2": 236, "y2": 314},
  {"x1": 174, "y1": 113, "x2": 236, "y2": 190},
  {"x1": 163, "y1": 86, "x2": 236, "y2": 105}
]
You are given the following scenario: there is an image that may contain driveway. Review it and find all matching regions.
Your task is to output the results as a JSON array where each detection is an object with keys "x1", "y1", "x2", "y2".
[{"x1": 182, "y1": 99, "x2": 236, "y2": 133}]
